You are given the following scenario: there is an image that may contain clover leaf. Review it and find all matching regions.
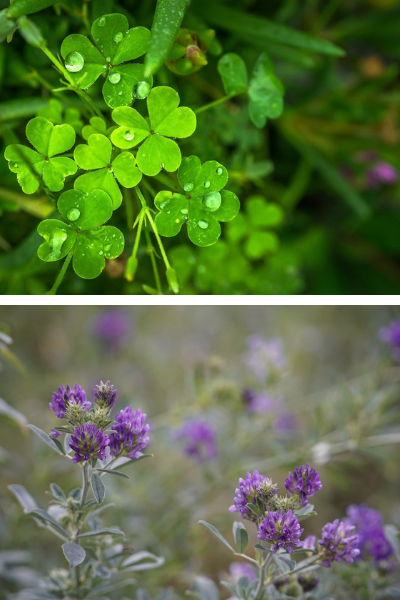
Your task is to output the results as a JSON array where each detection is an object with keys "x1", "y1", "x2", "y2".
[
  {"x1": 37, "y1": 99, "x2": 83, "y2": 134},
  {"x1": 226, "y1": 195, "x2": 284, "y2": 259},
  {"x1": 73, "y1": 134, "x2": 141, "y2": 209},
  {"x1": 37, "y1": 189, "x2": 124, "y2": 279},
  {"x1": 217, "y1": 52, "x2": 284, "y2": 129},
  {"x1": 4, "y1": 117, "x2": 77, "y2": 194},
  {"x1": 111, "y1": 86, "x2": 196, "y2": 176},
  {"x1": 154, "y1": 156, "x2": 240, "y2": 247},
  {"x1": 60, "y1": 14, "x2": 152, "y2": 109}
]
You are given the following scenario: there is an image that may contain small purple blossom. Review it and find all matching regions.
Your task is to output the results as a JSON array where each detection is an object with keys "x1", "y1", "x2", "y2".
[
  {"x1": 346, "y1": 504, "x2": 393, "y2": 563},
  {"x1": 318, "y1": 519, "x2": 360, "y2": 567},
  {"x1": 284, "y1": 464, "x2": 322, "y2": 506},
  {"x1": 367, "y1": 162, "x2": 398, "y2": 188},
  {"x1": 91, "y1": 310, "x2": 132, "y2": 352},
  {"x1": 69, "y1": 424, "x2": 109, "y2": 463},
  {"x1": 50, "y1": 429, "x2": 61, "y2": 439},
  {"x1": 243, "y1": 336, "x2": 285, "y2": 382},
  {"x1": 49, "y1": 384, "x2": 91, "y2": 418},
  {"x1": 243, "y1": 388, "x2": 276, "y2": 414},
  {"x1": 94, "y1": 380, "x2": 117, "y2": 409},
  {"x1": 229, "y1": 562, "x2": 257, "y2": 583},
  {"x1": 230, "y1": 470, "x2": 279, "y2": 521},
  {"x1": 300, "y1": 535, "x2": 316, "y2": 550},
  {"x1": 274, "y1": 412, "x2": 299, "y2": 434},
  {"x1": 108, "y1": 407, "x2": 150, "y2": 459},
  {"x1": 174, "y1": 419, "x2": 217, "y2": 462},
  {"x1": 380, "y1": 320, "x2": 400, "y2": 360},
  {"x1": 258, "y1": 510, "x2": 303, "y2": 553}
]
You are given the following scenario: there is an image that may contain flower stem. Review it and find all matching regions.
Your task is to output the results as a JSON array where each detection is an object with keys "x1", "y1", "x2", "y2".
[
  {"x1": 195, "y1": 94, "x2": 237, "y2": 114},
  {"x1": 146, "y1": 211, "x2": 171, "y2": 270},
  {"x1": 74, "y1": 463, "x2": 89, "y2": 595},
  {"x1": 254, "y1": 553, "x2": 273, "y2": 600},
  {"x1": 46, "y1": 251, "x2": 73, "y2": 295},
  {"x1": 144, "y1": 227, "x2": 163, "y2": 293}
]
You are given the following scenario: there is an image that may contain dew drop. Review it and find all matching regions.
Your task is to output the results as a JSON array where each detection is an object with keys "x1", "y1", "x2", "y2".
[
  {"x1": 197, "y1": 220, "x2": 209, "y2": 229},
  {"x1": 216, "y1": 167, "x2": 223, "y2": 175},
  {"x1": 12, "y1": 162, "x2": 18, "y2": 169},
  {"x1": 203, "y1": 181, "x2": 210, "y2": 188},
  {"x1": 118, "y1": 91, "x2": 122, "y2": 96},
  {"x1": 180, "y1": 208, "x2": 188, "y2": 215},
  {"x1": 105, "y1": 56, "x2": 111, "y2": 63},
  {"x1": 160, "y1": 163, "x2": 164, "y2": 169},
  {"x1": 98, "y1": 16, "x2": 106, "y2": 26},
  {"x1": 203, "y1": 191, "x2": 221, "y2": 212},
  {"x1": 65, "y1": 52, "x2": 84, "y2": 73},
  {"x1": 159, "y1": 201, "x2": 168, "y2": 209},
  {"x1": 104, "y1": 244, "x2": 112, "y2": 252},
  {"x1": 84, "y1": 192, "x2": 89, "y2": 197},
  {"x1": 102, "y1": 65, "x2": 107, "y2": 70},
  {"x1": 99, "y1": 250, "x2": 104, "y2": 255},
  {"x1": 67, "y1": 208, "x2": 80, "y2": 221},
  {"x1": 124, "y1": 130, "x2": 135, "y2": 141},
  {"x1": 183, "y1": 183, "x2": 194, "y2": 192},
  {"x1": 133, "y1": 80, "x2": 151, "y2": 100},
  {"x1": 108, "y1": 72, "x2": 121, "y2": 84},
  {"x1": 46, "y1": 228, "x2": 68, "y2": 260},
  {"x1": 114, "y1": 31, "x2": 123, "y2": 44}
]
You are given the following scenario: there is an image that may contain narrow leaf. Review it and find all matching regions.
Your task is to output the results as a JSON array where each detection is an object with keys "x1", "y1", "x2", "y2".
[
  {"x1": 8, "y1": 484, "x2": 38, "y2": 513},
  {"x1": 122, "y1": 550, "x2": 165, "y2": 571},
  {"x1": 198, "y1": 520, "x2": 234, "y2": 553},
  {"x1": 233, "y1": 521, "x2": 248, "y2": 554},
  {"x1": 95, "y1": 468, "x2": 129, "y2": 479},
  {"x1": 77, "y1": 527, "x2": 124, "y2": 538},
  {"x1": 91, "y1": 473, "x2": 106, "y2": 504},
  {"x1": 27, "y1": 424, "x2": 63, "y2": 455}
]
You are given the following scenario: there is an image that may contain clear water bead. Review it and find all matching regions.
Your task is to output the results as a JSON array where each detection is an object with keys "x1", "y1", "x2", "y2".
[
  {"x1": 65, "y1": 52, "x2": 84, "y2": 73},
  {"x1": 204, "y1": 191, "x2": 221, "y2": 211},
  {"x1": 124, "y1": 130, "x2": 135, "y2": 141},
  {"x1": 67, "y1": 208, "x2": 80, "y2": 221},
  {"x1": 114, "y1": 32, "x2": 123, "y2": 44},
  {"x1": 216, "y1": 167, "x2": 223, "y2": 175},
  {"x1": 108, "y1": 72, "x2": 121, "y2": 84},
  {"x1": 184, "y1": 183, "x2": 194, "y2": 192},
  {"x1": 203, "y1": 181, "x2": 211, "y2": 188},
  {"x1": 197, "y1": 220, "x2": 209, "y2": 229},
  {"x1": 98, "y1": 16, "x2": 106, "y2": 26}
]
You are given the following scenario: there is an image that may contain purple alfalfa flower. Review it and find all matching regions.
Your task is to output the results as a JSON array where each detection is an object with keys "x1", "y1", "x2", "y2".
[
  {"x1": 284, "y1": 464, "x2": 322, "y2": 507},
  {"x1": 258, "y1": 510, "x2": 303, "y2": 553},
  {"x1": 174, "y1": 419, "x2": 217, "y2": 462},
  {"x1": 230, "y1": 470, "x2": 279, "y2": 521},
  {"x1": 379, "y1": 320, "x2": 400, "y2": 360},
  {"x1": 367, "y1": 161, "x2": 398, "y2": 188},
  {"x1": 94, "y1": 380, "x2": 117, "y2": 409},
  {"x1": 318, "y1": 519, "x2": 360, "y2": 567},
  {"x1": 299, "y1": 535, "x2": 316, "y2": 550},
  {"x1": 229, "y1": 562, "x2": 257, "y2": 583},
  {"x1": 109, "y1": 406, "x2": 150, "y2": 459},
  {"x1": 274, "y1": 412, "x2": 299, "y2": 434},
  {"x1": 346, "y1": 504, "x2": 393, "y2": 563},
  {"x1": 91, "y1": 309, "x2": 132, "y2": 353},
  {"x1": 49, "y1": 384, "x2": 91, "y2": 418},
  {"x1": 243, "y1": 388, "x2": 276, "y2": 414},
  {"x1": 243, "y1": 336, "x2": 285, "y2": 382},
  {"x1": 69, "y1": 424, "x2": 109, "y2": 463}
]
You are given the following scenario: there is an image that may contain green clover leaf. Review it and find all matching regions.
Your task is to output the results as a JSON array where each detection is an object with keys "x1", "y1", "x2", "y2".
[
  {"x1": 154, "y1": 155, "x2": 240, "y2": 247},
  {"x1": 73, "y1": 134, "x2": 142, "y2": 209},
  {"x1": 37, "y1": 189, "x2": 124, "y2": 279},
  {"x1": 60, "y1": 14, "x2": 152, "y2": 108},
  {"x1": 4, "y1": 117, "x2": 77, "y2": 194},
  {"x1": 226, "y1": 195, "x2": 284, "y2": 259},
  {"x1": 217, "y1": 52, "x2": 284, "y2": 129},
  {"x1": 111, "y1": 86, "x2": 196, "y2": 176},
  {"x1": 37, "y1": 98, "x2": 83, "y2": 134}
]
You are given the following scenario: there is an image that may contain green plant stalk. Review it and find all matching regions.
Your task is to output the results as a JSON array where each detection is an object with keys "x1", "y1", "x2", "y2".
[
  {"x1": 254, "y1": 552, "x2": 273, "y2": 600},
  {"x1": 270, "y1": 555, "x2": 319, "y2": 585},
  {"x1": 146, "y1": 211, "x2": 172, "y2": 271},
  {"x1": 74, "y1": 463, "x2": 89, "y2": 595},
  {"x1": 39, "y1": 44, "x2": 103, "y2": 119},
  {"x1": 46, "y1": 251, "x2": 73, "y2": 295},
  {"x1": 195, "y1": 94, "x2": 236, "y2": 114},
  {"x1": 144, "y1": 226, "x2": 162, "y2": 293}
]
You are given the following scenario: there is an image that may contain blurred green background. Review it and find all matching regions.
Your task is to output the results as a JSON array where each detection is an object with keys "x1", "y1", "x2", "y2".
[{"x1": 1, "y1": 305, "x2": 400, "y2": 597}]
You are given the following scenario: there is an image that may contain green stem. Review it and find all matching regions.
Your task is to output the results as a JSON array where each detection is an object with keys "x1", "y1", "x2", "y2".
[
  {"x1": 123, "y1": 188, "x2": 134, "y2": 229},
  {"x1": 46, "y1": 251, "x2": 73, "y2": 295},
  {"x1": 146, "y1": 211, "x2": 171, "y2": 270},
  {"x1": 135, "y1": 185, "x2": 147, "y2": 209},
  {"x1": 195, "y1": 94, "x2": 236, "y2": 114},
  {"x1": 144, "y1": 227, "x2": 162, "y2": 293},
  {"x1": 74, "y1": 463, "x2": 89, "y2": 596},
  {"x1": 254, "y1": 553, "x2": 273, "y2": 600},
  {"x1": 40, "y1": 44, "x2": 104, "y2": 119}
]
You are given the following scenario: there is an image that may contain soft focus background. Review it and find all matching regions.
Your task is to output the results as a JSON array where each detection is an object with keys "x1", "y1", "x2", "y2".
[{"x1": 1, "y1": 305, "x2": 400, "y2": 597}]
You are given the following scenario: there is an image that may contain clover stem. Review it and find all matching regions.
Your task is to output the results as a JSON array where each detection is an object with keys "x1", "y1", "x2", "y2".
[
  {"x1": 39, "y1": 44, "x2": 104, "y2": 120},
  {"x1": 146, "y1": 211, "x2": 172, "y2": 271},
  {"x1": 134, "y1": 185, "x2": 147, "y2": 210},
  {"x1": 46, "y1": 251, "x2": 73, "y2": 295},
  {"x1": 123, "y1": 189, "x2": 134, "y2": 229},
  {"x1": 144, "y1": 227, "x2": 162, "y2": 294},
  {"x1": 195, "y1": 94, "x2": 237, "y2": 114},
  {"x1": 81, "y1": 0, "x2": 91, "y2": 34}
]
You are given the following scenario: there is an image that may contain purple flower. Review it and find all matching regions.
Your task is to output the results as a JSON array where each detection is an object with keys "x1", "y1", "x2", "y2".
[
  {"x1": 49, "y1": 384, "x2": 91, "y2": 418},
  {"x1": 108, "y1": 407, "x2": 150, "y2": 459},
  {"x1": 284, "y1": 464, "x2": 322, "y2": 506},
  {"x1": 274, "y1": 412, "x2": 299, "y2": 434},
  {"x1": 229, "y1": 562, "x2": 257, "y2": 583},
  {"x1": 50, "y1": 429, "x2": 61, "y2": 439},
  {"x1": 318, "y1": 520, "x2": 360, "y2": 567},
  {"x1": 346, "y1": 504, "x2": 393, "y2": 563},
  {"x1": 174, "y1": 419, "x2": 217, "y2": 462},
  {"x1": 91, "y1": 310, "x2": 132, "y2": 352},
  {"x1": 94, "y1": 380, "x2": 117, "y2": 409},
  {"x1": 243, "y1": 388, "x2": 276, "y2": 414},
  {"x1": 380, "y1": 320, "x2": 400, "y2": 360},
  {"x1": 300, "y1": 535, "x2": 316, "y2": 550},
  {"x1": 367, "y1": 162, "x2": 398, "y2": 188},
  {"x1": 258, "y1": 510, "x2": 303, "y2": 553},
  {"x1": 230, "y1": 470, "x2": 278, "y2": 521},
  {"x1": 243, "y1": 336, "x2": 285, "y2": 382},
  {"x1": 69, "y1": 424, "x2": 109, "y2": 463}
]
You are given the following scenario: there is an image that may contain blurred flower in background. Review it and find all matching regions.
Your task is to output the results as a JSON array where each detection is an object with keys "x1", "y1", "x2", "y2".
[
  {"x1": 346, "y1": 504, "x2": 394, "y2": 569},
  {"x1": 90, "y1": 309, "x2": 133, "y2": 353},
  {"x1": 379, "y1": 320, "x2": 400, "y2": 360},
  {"x1": 174, "y1": 419, "x2": 217, "y2": 462},
  {"x1": 229, "y1": 561, "x2": 257, "y2": 583},
  {"x1": 243, "y1": 336, "x2": 285, "y2": 382}
]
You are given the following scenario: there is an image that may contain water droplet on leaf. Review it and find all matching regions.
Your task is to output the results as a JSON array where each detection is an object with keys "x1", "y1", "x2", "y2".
[
  {"x1": 124, "y1": 130, "x2": 135, "y2": 141},
  {"x1": 67, "y1": 208, "x2": 80, "y2": 221},
  {"x1": 46, "y1": 228, "x2": 68, "y2": 260},
  {"x1": 114, "y1": 32, "x2": 123, "y2": 43},
  {"x1": 65, "y1": 52, "x2": 84, "y2": 72},
  {"x1": 133, "y1": 81, "x2": 151, "y2": 100},
  {"x1": 159, "y1": 201, "x2": 168, "y2": 209},
  {"x1": 98, "y1": 16, "x2": 106, "y2": 26},
  {"x1": 197, "y1": 220, "x2": 209, "y2": 229},
  {"x1": 180, "y1": 208, "x2": 188, "y2": 215},
  {"x1": 104, "y1": 244, "x2": 112, "y2": 252},
  {"x1": 99, "y1": 250, "x2": 103, "y2": 255},
  {"x1": 184, "y1": 183, "x2": 194, "y2": 192},
  {"x1": 204, "y1": 191, "x2": 221, "y2": 211},
  {"x1": 216, "y1": 167, "x2": 223, "y2": 175},
  {"x1": 204, "y1": 181, "x2": 210, "y2": 188},
  {"x1": 105, "y1": 56, "x2": 111, "y2": 62},
  {"x1": 108, "y1": 72, "x2": 121, "y2": 84}
]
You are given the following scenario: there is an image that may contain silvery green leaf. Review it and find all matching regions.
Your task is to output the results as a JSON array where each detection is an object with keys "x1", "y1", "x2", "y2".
[
  {"x1": 194, "y1": 576, "x2": 219, "y2": 600},
  {"x1": 122, "y1": 551, "x2": 165, "y2": 571},
  {"x1": 86, "y1": 577, "x2": 136, "y2": 598},
  {"x1": 384, "y1": 525, "x2": 400, "y2": 562},
  {"x1": 198, "y1": 520, "x2": 234, "y2": 553},
  {"x1": 246, "y1": 502, "x2": 262, "y2": 518},
  {"x1": 77, "y1": 527, "x2": 124, "y2": 538},
  {"x1": 27, "y1": 508, "x2": 69, "y2": 537},
  {"x1": 0, "y1": 397, "x2": 27, "y2": 427},
  {"x1": 94, "y1": 563, "x2": 112, "y2": 578},
  {"x1": 27, "y1": 424, "x2": 63, "y2": 455},
  {"x1": 137, "y1": 588, "x2": 150, "y2": 600},
  {"x1": 220, "y1": 582, "x2": 237, "y2": 597},
  {"x1": 8, "y1": 484, "x2": 37, "y2": 513},
  {"x1": 254, "y1": 543, "x2": 272, "y2": 553},
  {"x1": 91, "y1": 473, "x2": 106, "y2": 504},
  {"x1": 275, "y1": 555, "x2": 296, "y2": 571},
  {"x1": 95, "y1": 468, "x2": 129, "y2": 479},
  {"x1": 64, "y1": 433, "x2": 72, "y2": 454},
  {"x1": 233, "y1": 521, "x2": 248, "y2": 553},
  {"x1": 62, "y1": 542, "x2": 86, "y2": 567}
]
